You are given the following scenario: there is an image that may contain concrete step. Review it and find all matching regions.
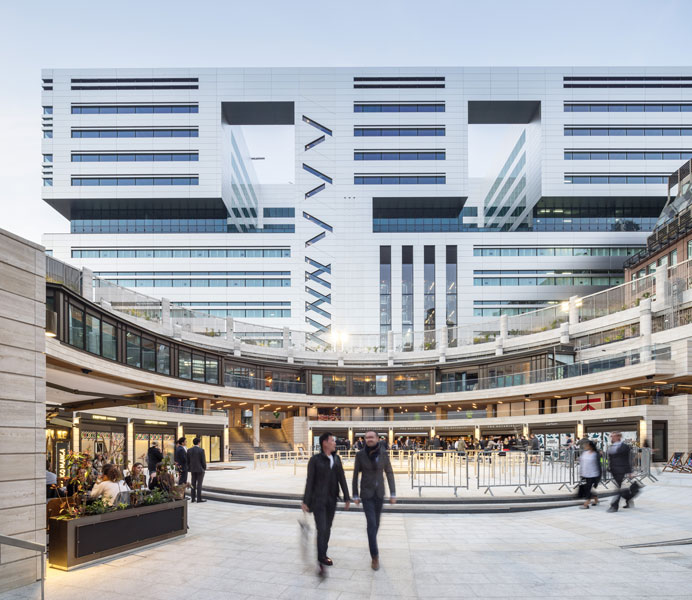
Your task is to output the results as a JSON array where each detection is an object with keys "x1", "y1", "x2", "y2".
[{"x1": 200, "y1": 485, "x2": 621, "y2": 514}]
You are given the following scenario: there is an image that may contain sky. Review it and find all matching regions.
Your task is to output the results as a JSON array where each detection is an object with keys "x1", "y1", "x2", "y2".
[{"x1": 0, "y1": 0, "x2": 689, "y2": 244}]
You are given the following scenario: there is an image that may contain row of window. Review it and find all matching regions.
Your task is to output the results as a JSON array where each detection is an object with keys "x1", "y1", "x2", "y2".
[
  {"x1": 354, "y1": 151, "x2": 446, "y2": 161},
  {"x1": 474, "y1": 276, "x2": 624, "y2": 286},
  {"x1": 310, "y1": 372, "x2": 432, "y2": 396},
  {"x1": 71, "y1": 248, "x2": 290, "y2": 258},
  {"x1": 565, "y1": 127, "x2": 692, "y2": 136},
  {"x1": 354, "y1": 103, "x2": 445, "y2": 112},
  {"x1": 474, "y1": 269, "x2": 622, "y2": 275},
  {"x1": 263, "y1": 207, "x2": 295, "y2": 218},
  {"x1": 72, "y1": 153, "x2": 199, "y2": 162},
  {"x1": 260, "y1": 224, "x2": 295, "y2": 233},
  {"x1": 71, "y1": 129, "x2": 198, "y2": 138},
  {"x1": 355, "y1": 175, "x2": 445, "y2": 185},
  {"x1": 72, "y1": 177, "x2": 198, "y2": 186},
  {"x1": 474, "y1": 307, "x2": 550, "y2": 317},
  {"x1": 354, "y1": 128, "x2": 445, "y2": 136},
  {"x1": 564, "y1": 175, "x2": 666, "y2": 184},
  {"x1": 71, "y1": 221, "x2": 229, "y2": 234},
  {"x1": 95, "y1": 270, "x2": 290, "y2": 276},
  {"x1": 103, "y1": 278, "x2": 291, "y2": 288},
  {"x1": 72, "y1": 104, "x2": 198, "y2": 114},
  {"x1": 373, "y1": 220, "x2": 478, "y2": 233},
  {"x1": 564, "y1": 103, "x2": 692, "y2": 112},
  {"x1": 565, "y1": 151, "x2": 692, "y2": 161},
  {"x1": 185, "y1": 309, "x2": 290, "y2": 318},
  {"x1": 473, "y1": 247, "x2": 641, "y2": 257},
  {"x1": 173, "y1": 301, "x2": 290, "y2": 307},
  {"x1": 532, "y1": 218, "x2": 657, "y2": 232}
]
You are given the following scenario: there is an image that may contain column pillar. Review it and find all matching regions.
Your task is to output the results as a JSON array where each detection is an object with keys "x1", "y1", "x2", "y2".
[
  {"x1": 435, "y1": 405, "x2": 445, "y2": 419},
  {"x1": 388, "y1": 428, "x2": 394, "y2": 446},
  {"x1": 73, "y1": 414, "x2": 80, "y2": 454},
  {"x1": 81, "y1": 267, "x2": 94, "y2": 300},
  {"x1": 474, "y1": 425, "x2": 481, "y2": 442},
  {"x1": 161, "y1": 297, "x2": 171, "y2": 332},
  {"x1": 299, "y1": 406, "x2": 306, "y2": 417},
  {"x1": 127, "y1": 419, "x2": 135, "y2": 468},
  {"x1": 500, "y1": 314, "x2": 508, "y2": 339},
  {"x1": 569, "y1": 295, "x2": 579, "y2": 326},
  {"x1": 348, "y1": 428, "x2": 354, "y2": 446},
  {"x1": 559, "y1": 322, "x2": 570, "y2": 345},
  {"x1": 388, "y1": 408, "x2": 394, "y2": 421},
  {"x1": 654, "y1": 264, "x2": 670, "y2": 310},
  {"x1": 223, "y1": 425, "x2": 229, "y2": 462},
  {"x1": 252, "y1": 404, "x2": 260, "y2": 448},
  {"x1": 640, "y1": 298, "x2": 653, "y2": 362}
]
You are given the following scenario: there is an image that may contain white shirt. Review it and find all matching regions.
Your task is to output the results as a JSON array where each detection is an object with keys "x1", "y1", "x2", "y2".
[
  {"x1": 90, "y1": 480, "x2": 131, "y2": 506},
  {"x1": 328, "y1": 454, "x2": 334, "y2": 469},
  {"x1": 46, "y1": 471, "x2": 57, "y2": 485},
  {"x1": 579, "y1": 450, "x2": 600, "y2": 478}
]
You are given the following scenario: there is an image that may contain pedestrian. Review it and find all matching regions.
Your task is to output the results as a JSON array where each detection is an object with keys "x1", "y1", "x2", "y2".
[
  {"x1": 607, "y1": 431, "x2": 634, "y2": 512},
  {"x1": 578, "y1": 440, "x2": 601, "y2": 509},
  {"x1": 352, "y1": 430, "x2": 396, "y2": 571},
  {"x1": 146, "y1": 442, "x2": 163, "y2": 481},
  {"x1": 301, "y1": 432, "x2": 351, "y2": 571},
  {"x1": 187, "y1": 437, "x2": 207, "y2": 503},
  {"x1": 175, "y1": 437, "x2": 188, "y2": 485}
]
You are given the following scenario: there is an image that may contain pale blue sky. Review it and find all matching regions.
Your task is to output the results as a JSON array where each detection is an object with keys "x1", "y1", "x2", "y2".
[{"x1": 1, "y1": 0, "x2": 689, "y2": 243}]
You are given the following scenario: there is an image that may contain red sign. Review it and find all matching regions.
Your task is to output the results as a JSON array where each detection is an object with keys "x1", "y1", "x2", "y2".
[{"x1": 575, "y1": 397, "x2": 597, "y2": 411}]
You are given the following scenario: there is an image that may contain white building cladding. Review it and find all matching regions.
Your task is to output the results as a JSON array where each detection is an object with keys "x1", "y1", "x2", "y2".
[{"x1": 41, "y1": 67, "x2": 692, "y2": 346}]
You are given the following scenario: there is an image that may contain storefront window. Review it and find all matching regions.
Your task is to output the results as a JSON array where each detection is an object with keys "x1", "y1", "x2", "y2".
[
  {"x1": 126, "y1": 332, "x2": 141, "y2": 367},
  {"x1": 135, "y1": 432, "x2": 175, "y2": 467},
  {"x1": 86, "y1": 313, "x2": 100, "y2": 354},
  {"x1": 178, "y1": 350, "x2": 192, "y2": 379},
  {"x1": 102, "y1": 321, "x2": 117, "y2": 360},
  {"x1": 393, "y1": 372, "x2": 432, "y2": 395},
  {"x1": 80, "y1": 430, "x2": 126, "y2": 466},
  {"x1": 142, "y1": 337, "x2": 156, "y2": 371},
  {"x1": 68, "y1": 305, "x2": 84, "y2": 349}
]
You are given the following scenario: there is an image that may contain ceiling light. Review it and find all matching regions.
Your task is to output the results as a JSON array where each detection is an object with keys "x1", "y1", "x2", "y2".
[
  {"x1": 619, "y1": 387, "x2": 631, "y2": 390},
  {"x1": 498, "y1": 401, "x2": 503, "y2": 404},
  {"x1": 239, "y1": 402, "x2": 247, "y2": 406},
  {"x1": 189, "y1": 397, "x2": 198, "y2": 400},
  {"x1": 653, "y1": 381, "x2": 667, "y2": 385},
  {"x1": 45, "y1": 331, "x2": 57, "y2": 338}
]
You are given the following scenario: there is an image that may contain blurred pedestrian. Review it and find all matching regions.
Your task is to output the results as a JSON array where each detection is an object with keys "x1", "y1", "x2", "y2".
[
  {"x1": 578, "y1": 440, "x2": 601, "y2": 509},
  {"x1": 352, "y1": 430, "x2": 396, "y2": 570},
  {"x1": 607, "y1": 431, "x2": 634, "y2": 512},
  {"x1": 302, "y1": 432, "x2": 350, "y2": 571}
]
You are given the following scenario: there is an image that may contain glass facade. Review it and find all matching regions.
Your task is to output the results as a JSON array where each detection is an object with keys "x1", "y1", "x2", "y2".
[
  {"x1": 402, "y1": 246, "x2": 413, "y2": 352},
  {"x1": 446, "y1": 246, "x2": 457, "y2": 348},
  {"x1": 424, "y1": 246, "x2": 435, "y2": 350},
  {"x1": 379, "y1": 246, "x2": 391, "y2": 350}
]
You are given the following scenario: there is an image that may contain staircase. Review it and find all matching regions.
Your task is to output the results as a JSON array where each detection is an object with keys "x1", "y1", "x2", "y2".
[
  {"x1": 259, "y1": 428, "x2": 292, "y2": 452},
  {"x1": 227, "y1": 427, "x2": 256, "y2": 461}
]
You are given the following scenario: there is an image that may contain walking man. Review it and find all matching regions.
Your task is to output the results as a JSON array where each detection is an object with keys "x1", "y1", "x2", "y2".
[
  {"x1": 607, "y1": 431, "x2": 633, "y2": 512},
  {"x1": 352, "y1": 430, "x2": 396, "y2": 570},
  {"x1": 187, "y1": 437, "x2": 207, "y2": 503},
  {"x1": 302, "y1": 432, "x2": 351, "y2": 570},
  {"x1": 174, "y1": 437, "x2": 188, "y2": 485}
]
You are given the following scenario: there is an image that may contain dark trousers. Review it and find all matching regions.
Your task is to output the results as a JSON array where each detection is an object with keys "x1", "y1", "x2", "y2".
[
  {"x1": 582, "y1": 476, "x2": 600, "y2": 499},
  {"x1": 610, "y1": 472, "x2": 626, "y2": 509},
  {"x1": 190, "y1": 471, "x2": 205, "y2": 501},
  {"x1": 178, "y1": 468, "x2": 188, "y2": 485},
  {"x1": 313, "y1": 501, "x2": 336, "y2": 560},
  {"x1": 362, "y1": 496, "x2": 384, "y2": 558}
]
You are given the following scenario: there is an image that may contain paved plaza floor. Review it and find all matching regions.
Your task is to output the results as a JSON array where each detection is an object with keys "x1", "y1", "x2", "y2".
[{"x1": 3, "y1": 473, "x2": 692, "y2": 599}]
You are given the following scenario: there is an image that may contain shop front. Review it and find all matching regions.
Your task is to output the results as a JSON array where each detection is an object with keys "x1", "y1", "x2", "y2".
[
  {"x1": 183, "y1": 426, "x2": 224, "y2": 463},
  {"x1": 133, "y1": 422, "x2": 177, "y2": 466},
  {"x1": 584, "y1": 417, "x2": 640, "y2": 449},
  {"x1": 78, "y1": 418, "x2": 127, "y2": 466},
  {"x1": 529, "y1": 422, "x2": 578, "y2": 453},
  {"x1": 46, "y1": 421, "x2": 72, "y2": 476}
]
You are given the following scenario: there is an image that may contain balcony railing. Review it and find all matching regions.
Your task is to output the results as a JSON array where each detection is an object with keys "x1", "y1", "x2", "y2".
[
  {"x1": 46, "y1": 255, "x2": 82, "y2": 295},
  {"x1": 134, "y1": 403, "x2": 227, "y2": 417},
  {"x1": 223, "y1": 373, "x2": 306, "y2": 394}
]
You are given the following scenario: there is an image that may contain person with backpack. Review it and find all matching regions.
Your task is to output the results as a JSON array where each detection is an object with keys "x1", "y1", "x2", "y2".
[{"x1": 578, "y1": 440, "x2": 601, "y2": 508}]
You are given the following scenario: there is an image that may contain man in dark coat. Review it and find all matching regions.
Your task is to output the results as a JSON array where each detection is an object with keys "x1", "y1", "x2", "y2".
[
  {"x1": 146, "y1": 442, "x2": 163, "y2": 481},
  {"x1": 187, "y1": 437, "x2": 207, "y2": 503},
  {"x1": 352, "y1": 430, "x2": 396, "y2": 570},
  {"x1": 607, "y1": 431, "x2": 633, "y2": 512},
  {"x1": 174, "y1": 437, "x2": 188, "y2": 485},
  {"x1": 302, "y1": 432, "x2": 350, "y2": 568}
]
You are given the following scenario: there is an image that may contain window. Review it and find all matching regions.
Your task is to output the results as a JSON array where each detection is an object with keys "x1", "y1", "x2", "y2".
[
  {"x1": 380, "y1": 246, "x2": 391, "y2": 351},
  {"x1": 71, "y1": 104, "x2": 198, "y2": 114},
  {"x1": 140, "y1": 338, "x2": 155, "y2": 372},
  {"x1": 68, "y1": 305, "x2": 84, "y2": 349},
  {"x1": 72, "y1": 177, "x2": 199, "y2": 186},
  {"x1": 43, "y1": 131, "x2": 52, "y2": 138},
  {"x1": 424, "y1": 246, "x2": 435, "y2": 349},
  {"x1": 355, "y1": 151, "x2": 446, "y2": 161},
  {"x1": 43, "y1": 154, "x2": 53, "y2": 163},
  {"x1": 354, "y1": 127, "x2": 445, "y2": 136},
  {"x1": 192, "y1": 354, "x2": 205, "y2": 382},
  {"x1": 354, "y1": 103, "x2": 444, "y2": 112},
  {"x1": 206, "y1": 358, "x2": 219, "y2": 384},
  {"x1": 85, "y1": 314, "x2": 100, "y2": 355},
  {"x1": 102, "y1": 322, "x2": 117, "y2": 360},
  {"x1": 72, "y1": 153, "x2": 198, "y2": 162},
  {"x1": 178, "y1": 350, "x2": 192, "y2": 379},
  {"x1": 71, "y1": 128, "x2": 198, "y2": 138},
  {"x1": 43, "y1": 106, "x2": 53, "y2": 114},
  {"x1": 352, "y1": 375, "x2": 388, "y2": 395},
  {"x1": 263, "y1": 207, "x2": 295, "y2": 218},
  {"x1": 126, "y1": 332, "x2": 141, "y2": 367},
  {"x1": 43, "y1": 178, "x2": 53, "y2": 187},
  {"x1": 565, "y1": 127, "x2": 692, "y2": 137},
  {"x1": 393, "y1": 373, "x2": 431, "y2": 395},
  {"x1": 355, "y1": 174, "x2": 445, "y2": 185},
  {"x1": 402, "y1": 246, "x2": 413, "y2": 351},
  {"x1": 446, "y1": 245, "x2": 457, "y2": 347}
]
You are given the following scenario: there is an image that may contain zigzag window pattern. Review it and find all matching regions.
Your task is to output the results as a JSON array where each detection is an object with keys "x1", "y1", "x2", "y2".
[
  {"x1": 303, "y1": 164, "x2": 333, "y2": 184},
  {"x1": 303, "y1": 212, "x2": 333, "y2": 232}
]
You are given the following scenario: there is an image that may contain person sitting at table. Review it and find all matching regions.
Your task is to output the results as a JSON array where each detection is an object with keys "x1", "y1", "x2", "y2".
[
  {"x1": 149, "y1": 463, "x2": 176, "y2": 494},
  {"x1": 124, "y1": 462, "x2": 147, "y2": 490},
  {"x1": 66, "y1": 467, "x2": 93, "y2": 496},
  {"x1": 89, "y1": 465, "x2": 130, "y2": 506}
]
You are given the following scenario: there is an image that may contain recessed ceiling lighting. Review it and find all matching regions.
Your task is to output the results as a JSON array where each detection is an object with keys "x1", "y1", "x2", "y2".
[
  {"x1": 654, "y1": 381, "x2": 667, "y2": 385},
  {"x1": 619, "y1": 387, "x2": 631, "y2": 390}
]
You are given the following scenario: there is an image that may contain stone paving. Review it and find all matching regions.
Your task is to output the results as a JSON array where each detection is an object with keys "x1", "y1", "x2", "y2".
[{"x1": 3, "y1": 473, "x2": 692, "y2": 599}]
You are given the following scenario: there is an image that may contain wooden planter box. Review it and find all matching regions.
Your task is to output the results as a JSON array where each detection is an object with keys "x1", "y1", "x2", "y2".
[{"x1": 49, "y1": 500, "x2": 188, "y2": 570}]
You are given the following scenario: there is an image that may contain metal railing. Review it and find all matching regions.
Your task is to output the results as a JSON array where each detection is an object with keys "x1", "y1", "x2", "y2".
[
  {"x1": 0, "y1": 534, "x2": 45, "y2": 600},
  {"x1": 46, "y1": 255, "x2": 81, "y2": 295},
  {"x1": 134, "y1": 403, "x2": 227, "y2": 417},
  {"x1": 409, "y1": 447, "x2": 653, "y2": 496},
  {"x1": 577, "y1": 274, "x2": 655, "y2": 322}
]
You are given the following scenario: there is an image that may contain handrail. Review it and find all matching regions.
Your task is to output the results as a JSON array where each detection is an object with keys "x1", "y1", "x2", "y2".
[{"x1": 0, "y1": 534, "x2": 45, "y2": 600}]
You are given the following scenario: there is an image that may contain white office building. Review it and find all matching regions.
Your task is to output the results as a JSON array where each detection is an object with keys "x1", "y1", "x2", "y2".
[{"x1": 41, "y1": 68, "x2": 692, "y2": 348}]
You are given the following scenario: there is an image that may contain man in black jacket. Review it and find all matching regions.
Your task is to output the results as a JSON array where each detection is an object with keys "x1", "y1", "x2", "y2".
[
  {"x1": 146, "y1": 442, "x2": 163, "y2": 482},
  {"x1": 352, "y1": 430, "x2": 396, "y2": 570},
  {"x1": 302, "y1": 432, "x2": 350, "y2": 568},
  {"x1": 187, "y1": 437, "x2": 207, "y2": 503},
  {"x1": 174, "y1": 437, "x2": 188, "y2": 485},
  {"x1": 607, "y1": 431, "x2": 633, "y2": 512}
]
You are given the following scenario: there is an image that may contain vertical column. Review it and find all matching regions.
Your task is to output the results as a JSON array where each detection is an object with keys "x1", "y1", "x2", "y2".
[
  {"x1": 380, "y1": 246, "x2": 392, "y2": 352},
  {"x1": 402, "y1": 246, "x2": 414, "y2": 351},
  {"x1": 127, "y1": 420, "x2": 135, "y2": 468},
  {"x1": 474, "y1": 425, "x2": 481, "y2": 442},
  {"x1": 568, "y1": 295, "x2": 579, "y2": 326},
  {"x1": 348, "y1": 428, "x2": 354, "y2": 446},
  {"x1": 388, "y1": 408, "x2": 394, "y2": 421},
  {"x1": 252, "y1": 404, "x2": 260, "y2": 448},
  {"x1": 73, "y1": 415, "x2": 80, "y2": 453},
  {"x1": 654, "y1": 264, "x2": 670, "y2": 309},
  {"x1": 388, "y1": 428, "x2": 394, "y2": 447},
  {"x1": 81, "y1": 266, "x2": 94, "y2": 300},
  {"x1": 161, "y1": 297, "x2": 171, "y2": 332},
  {"x1": 223, "y1": 425, "x2": 229, "y2": 462},
  {"x1": 299, "y1": 406, "x2": 307, "y2": 417},
  {"x1": 423, "y1": 245, "x2": 436, "y2": 350},
  {"x1": 445, "y1": 245, "x2": 458, "y2": 348},
  {"x1": 640, "y1": 298, "x2": 653, "y2": 362}
]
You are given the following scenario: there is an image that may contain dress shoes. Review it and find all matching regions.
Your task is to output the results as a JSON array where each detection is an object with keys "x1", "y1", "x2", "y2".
[
  {"x1": 371, "y1": 557, "x2": 380, "y2": 571},
  {"x1": 318, "y1": 557, "x2": 333, "y2": 566}
]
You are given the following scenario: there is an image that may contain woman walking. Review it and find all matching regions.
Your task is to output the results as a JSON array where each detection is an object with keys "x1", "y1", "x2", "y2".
[{"x1": 578, "y1": 440, "x2": 601, "y2": 509}]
